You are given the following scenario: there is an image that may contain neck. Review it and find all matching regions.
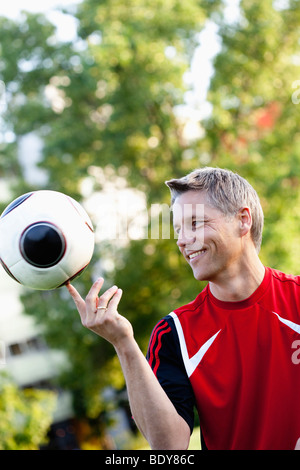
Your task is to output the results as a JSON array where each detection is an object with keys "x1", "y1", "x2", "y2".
[{"x1": 209, "y1": 254, "x2": 265, "y2": 303}]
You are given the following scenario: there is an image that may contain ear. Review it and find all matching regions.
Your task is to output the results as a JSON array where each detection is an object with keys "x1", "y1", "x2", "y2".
[{"x1": 238, "y1": 207, "x2": 252, "y2": 237}]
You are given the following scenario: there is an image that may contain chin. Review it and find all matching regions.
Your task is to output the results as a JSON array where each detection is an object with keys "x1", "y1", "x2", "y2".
[{"x1": 192, "y1": 269, "x2": 210, "y2": 282}]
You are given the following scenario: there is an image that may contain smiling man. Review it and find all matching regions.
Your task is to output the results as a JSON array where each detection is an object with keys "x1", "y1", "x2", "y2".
[
  {"x1": 67, "y1": 167, "x2": 300, "y2": 450},
  {"x1": 170, "y1": 170, "x2": 265, "y2": 300}
]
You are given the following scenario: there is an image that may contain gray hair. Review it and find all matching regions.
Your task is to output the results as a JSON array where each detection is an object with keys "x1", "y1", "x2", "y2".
[{"x1": 165, "y1": 167, "x2": 264, "y2": 253}]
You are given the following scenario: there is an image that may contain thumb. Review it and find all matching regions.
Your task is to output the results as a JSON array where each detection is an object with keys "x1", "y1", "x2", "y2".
[{"x1": 295, "y1": 438, "x2": 300, "y2": 450}]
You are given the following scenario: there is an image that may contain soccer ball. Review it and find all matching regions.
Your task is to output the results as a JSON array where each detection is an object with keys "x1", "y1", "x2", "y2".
[{"x1": 0, "y1": 190, "x2": 95, "y2": 290}]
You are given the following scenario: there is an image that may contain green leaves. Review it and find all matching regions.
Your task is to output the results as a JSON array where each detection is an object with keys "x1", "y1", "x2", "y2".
[{"x1": 0, "y1": 372, "x2": 56, "y2": 450}]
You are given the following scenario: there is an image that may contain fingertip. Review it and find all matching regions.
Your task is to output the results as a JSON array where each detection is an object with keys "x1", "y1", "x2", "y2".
[
  {"x1": 93, "y1": 277, "x2": 104, "y2": 288},
  {"x1": 116, "y1": 288, "x2": 123, "y2": 299},
  {"x1": 108, "y1": 285, "x2": 118, "y2": 292}
]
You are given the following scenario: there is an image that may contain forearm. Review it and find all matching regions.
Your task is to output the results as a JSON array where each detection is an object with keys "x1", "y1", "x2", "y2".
[
  {"x1": 115, "y1": 338, "x2": 190, "y2": 450},
  {"x1": 67, "y1": 280, "x2": 190, "y2": 448}
]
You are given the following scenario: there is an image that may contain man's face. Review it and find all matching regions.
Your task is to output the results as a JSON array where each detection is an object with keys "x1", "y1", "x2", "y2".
[{"x1": 173, "y1": 190, "x2": 242, "y2": 283}]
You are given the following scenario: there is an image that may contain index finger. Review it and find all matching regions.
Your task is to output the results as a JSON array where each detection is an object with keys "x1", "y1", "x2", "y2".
[{"x1": 66, "y1": 283, "x2": 86, "y2": 313}]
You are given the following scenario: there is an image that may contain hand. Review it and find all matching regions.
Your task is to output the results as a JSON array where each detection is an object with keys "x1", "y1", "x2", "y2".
[{"x1": 66, "y1": 277, "x2": 133, "y2": 347}]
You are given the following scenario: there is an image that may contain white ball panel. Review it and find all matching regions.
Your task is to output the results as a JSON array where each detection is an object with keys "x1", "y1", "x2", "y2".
[
  {"x1": 61, "y1": 227, "x2": 95, "y2": 277},
  {"x1": 9, "y1": 259, "x2": 68, "y2": 290}
]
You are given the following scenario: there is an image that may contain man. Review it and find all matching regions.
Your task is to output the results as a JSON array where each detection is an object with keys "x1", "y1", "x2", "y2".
[{"x1": 67, "y1": 167, "x2": 300, "y2": 450}]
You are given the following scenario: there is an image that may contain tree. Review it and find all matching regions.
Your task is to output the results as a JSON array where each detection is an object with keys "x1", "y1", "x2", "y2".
[{"x1": 0, "y1": 372, "x2": 56, "y2": 450}]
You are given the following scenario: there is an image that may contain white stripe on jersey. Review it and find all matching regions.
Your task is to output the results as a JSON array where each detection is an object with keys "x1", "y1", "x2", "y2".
[
  {"x1": 169, "y1": 311, "x2": 221, "y2": 378},
  {"x1": 272, "y1": 311, "x2": 300, "y2": 334}
]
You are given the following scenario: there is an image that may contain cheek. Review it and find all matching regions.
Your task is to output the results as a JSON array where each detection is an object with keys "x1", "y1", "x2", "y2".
[{"x1": 202, "y1": 226, "x2": 218, "y2": 243}]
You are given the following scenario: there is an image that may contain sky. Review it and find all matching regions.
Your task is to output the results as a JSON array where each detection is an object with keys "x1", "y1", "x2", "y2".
[
  {"x1": 0, "y1": 0, "x2": 80, "y2": 17},
  {"x1": 0, "y1": 0, "x2": 81, "y2": 42}
]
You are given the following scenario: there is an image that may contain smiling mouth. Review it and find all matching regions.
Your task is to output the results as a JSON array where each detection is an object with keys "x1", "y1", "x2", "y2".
[{"x1": 188, "y1": 249, "x2": 206, "y2": 260}]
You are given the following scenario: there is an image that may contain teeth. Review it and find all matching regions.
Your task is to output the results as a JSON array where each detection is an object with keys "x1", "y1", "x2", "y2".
[{"x1": 189, "y1": 250, "x2": 205, "y2": 259}]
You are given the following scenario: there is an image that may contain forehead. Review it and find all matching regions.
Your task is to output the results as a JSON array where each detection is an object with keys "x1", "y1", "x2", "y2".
[
  {"x1": 172, "y1": 190, "x2": 221, "y2": 223},
  {"x1": 173, "y1": 190, "x2": 208, "y2": 206}
]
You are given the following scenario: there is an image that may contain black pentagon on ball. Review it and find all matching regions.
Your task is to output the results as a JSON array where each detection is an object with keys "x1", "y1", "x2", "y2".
[
  {"x1": 1, "y1": 192, "x2": 34, "y2": 218},
  {"x1": 20, "y1": 222, "x2": 66, "y2": 268}
]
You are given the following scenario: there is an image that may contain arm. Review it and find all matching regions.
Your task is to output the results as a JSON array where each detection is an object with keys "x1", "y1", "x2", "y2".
[
  {"x1": 115, "y1": 337, "x2": 190, "y2": 449},
  {"x1": 66, "y1": 277, "x2": 190, "y2": 450}
]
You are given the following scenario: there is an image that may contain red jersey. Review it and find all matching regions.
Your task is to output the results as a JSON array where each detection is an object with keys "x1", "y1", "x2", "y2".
[{"x1": 147, "y1": 267, "x2": 300, "y2": 449}]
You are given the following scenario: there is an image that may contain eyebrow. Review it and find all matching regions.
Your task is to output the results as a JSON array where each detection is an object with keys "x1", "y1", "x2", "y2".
[{"x1": 173, "y1": 214, "x2": 207, "y2": 227}]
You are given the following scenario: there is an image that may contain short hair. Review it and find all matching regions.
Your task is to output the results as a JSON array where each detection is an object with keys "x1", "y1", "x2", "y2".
[{"x1": 165, "y1": 167, "x2": 264, "y2": 253}]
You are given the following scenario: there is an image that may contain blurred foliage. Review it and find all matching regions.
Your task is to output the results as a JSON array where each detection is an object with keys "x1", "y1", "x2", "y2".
[
  {"x1": 0, "y1": 372, "x2": 56, "y2": 450},
  {"x1": 0, "y1": 0, "x2": 300, "y2": 446}
]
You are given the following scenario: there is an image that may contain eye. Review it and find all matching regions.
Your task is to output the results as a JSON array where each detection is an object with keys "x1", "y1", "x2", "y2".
[
  {"x1": 192, "y1": 219, "x2": 206, "y2": 231},
  {"x1": 192, "y1": 220, "x2": 203, "y2": 230}
]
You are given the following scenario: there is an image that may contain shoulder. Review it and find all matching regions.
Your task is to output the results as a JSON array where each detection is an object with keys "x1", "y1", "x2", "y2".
[
  {"x1": 147, "y1": 314, "x2": 187, "y2": 379},
  {"x1": 148, "y1": 317, "x2": 174, "y2": 347},
  {"x1": 173, "y1": 285, "x2": 209, "y2": 318},
  {"x1": 264, "y1": 267, "x2": 300, "y2": 320},
  {"x1": 148, "y1": 285, "x2": 209, "y2": 345},
  {"x1": 269, "y1": 267, "x2": 300, "y2": 286},
  {"x1": 147, "y1": 316, "x2": 178, "y2": 360}
]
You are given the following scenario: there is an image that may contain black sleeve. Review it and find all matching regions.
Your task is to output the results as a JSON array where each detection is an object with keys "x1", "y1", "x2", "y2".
[{"x1": 146, "y1": 315, "x2": 195, "y2": 434}]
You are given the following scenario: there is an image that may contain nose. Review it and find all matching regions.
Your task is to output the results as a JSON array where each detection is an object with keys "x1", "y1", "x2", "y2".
[{"x1": 176, "y1": 229, "x2": 196, "y2": 248}]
